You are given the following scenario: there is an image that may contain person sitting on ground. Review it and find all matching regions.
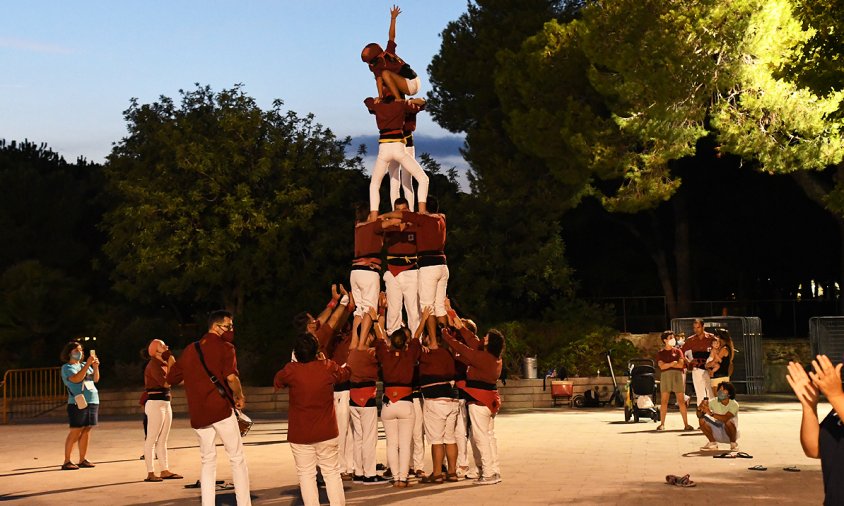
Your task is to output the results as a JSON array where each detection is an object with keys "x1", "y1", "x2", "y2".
[
  {"x1": 787, "y1": 354, "x2": 844, "y2": 505},
  {"x1": 656, "y1": 331, "x2": 693, "y2": 431},
  {"x1": 698, "y1": 382, "x2": 739, "y2": 451}
]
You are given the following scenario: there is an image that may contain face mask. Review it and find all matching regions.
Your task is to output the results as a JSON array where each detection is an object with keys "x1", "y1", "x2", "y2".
[
  {"x1": 221, "y1": 330, "x2": 235, "y2": 343},
  {"x1": 717, "y1": 391, "x2": 728, "y2": 401},
  {"x1": 667, "y1": 338, "x2": 677, "y2": 347},
  {"x1": 676, "y1": 338, "x2": 685, "y2": 347},
  {"x1": 161, "y1": 349, "x2": 172, "y2": 361},
  {"x1": 70, "y1": 351, "x2": 83, "y2": 361}
]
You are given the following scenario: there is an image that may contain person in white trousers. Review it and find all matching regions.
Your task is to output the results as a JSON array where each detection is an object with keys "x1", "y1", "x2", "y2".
[
  {"x1": 682, "y1": 319, "x2": 715, "y2": 405},
  {"x1": 142, "y1": 339, "x2": 182, "y2": 482}
]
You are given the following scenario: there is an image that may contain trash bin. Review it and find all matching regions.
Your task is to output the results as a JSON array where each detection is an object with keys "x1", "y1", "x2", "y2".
[{"x1": 522, "y1": 356, "x2": 538, "y2": 379}]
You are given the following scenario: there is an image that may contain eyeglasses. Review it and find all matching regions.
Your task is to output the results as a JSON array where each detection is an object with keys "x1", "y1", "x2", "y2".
[{"x1": 217, "y1": 323, "x2": 234, "y2": 331}]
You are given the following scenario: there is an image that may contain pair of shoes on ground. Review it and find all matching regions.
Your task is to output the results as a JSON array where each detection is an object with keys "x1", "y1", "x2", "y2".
[
  {"x1": 420, "y1": 473, "x2": 444, "y2": 484},
  {"x1": 61, "y1": 459, "x2": 95, "y2": 470},
  {"x1": 145, "y1": 471, "x2": 183, "y2": 482},
  {"x1": 665, "y1": 474, "x2": 696, "y2": 487},
  {"x1": 473, "y1": 473, "x2": 502, "y2": 485},
  {"x1": 394, "y1": 479, "x2": 413, "y2": 488}
]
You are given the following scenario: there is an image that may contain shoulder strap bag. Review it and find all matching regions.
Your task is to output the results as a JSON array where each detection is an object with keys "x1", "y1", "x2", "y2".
[{"x1": 193, "y1": 341, "x2": 253, "y2": 436}]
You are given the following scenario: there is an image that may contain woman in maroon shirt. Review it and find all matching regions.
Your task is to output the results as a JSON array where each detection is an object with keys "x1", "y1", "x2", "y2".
[
  {"x1": 274, "y1": 334, "x2": 350, "y2": 506},
  {"x1": 143, "y1": 339, "x2": 182, "y2": 482},
  {"x1": 373, "y1": 315, "x2": 422, "y2": 488}
]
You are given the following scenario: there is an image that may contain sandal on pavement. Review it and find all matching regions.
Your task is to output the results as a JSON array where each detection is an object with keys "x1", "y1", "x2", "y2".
[
  {"x1": 656, "y1": 425, "x2": 665, "y2": 431},
  {"x1": 61, "y1": 462, "x2": 79, "y2": 471},
  {"x1": 421, "y1": 474, "x2": 444, "y2": 484},
  {"x1": 665, "y1": 474, "x2": 696, "y2": 487},
  {"x1": 783, "y1": 466, "x2": 801, "y2": 472},
  {"x1": 446, "y1": 473, "x2": 459, "y2": 482},
  {"x1": 161, "y1": 472, "x2": 184, "y2": 479},
  {"x1": 683, "y1": 425, "x2": 695, "y2": 431},
  {"x1": 735, "y1": 452, "x2": 753, "y2": 459},
  {"x1": 713, "y1": 452, "x2": 736, "y2": 459},
  {"x1": 78, "y1": 459, "x2": 96, "y2": 468},
  {"x1": 144, "y1": 475, "x2": 164, "y2": 482},
  {"x1": 748, "y1": 465, "x2": 767, "y2": 471}
]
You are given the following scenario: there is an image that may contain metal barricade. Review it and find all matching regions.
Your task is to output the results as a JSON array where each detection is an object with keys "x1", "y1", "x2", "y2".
[
  {"x1": 809, "y1": 317, "x2": 844, "y2": 364},
  {"x1": 2, "y1": 367, "x2": 66, "y2": 424},
  {"x1": 671, "y1": 317, "x2": 765, "y2": 394}
]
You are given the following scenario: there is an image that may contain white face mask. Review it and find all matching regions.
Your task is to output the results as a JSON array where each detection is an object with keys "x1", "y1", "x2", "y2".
[{"x1": 667, "y1": 338, "x2": 677, "y2": 347}]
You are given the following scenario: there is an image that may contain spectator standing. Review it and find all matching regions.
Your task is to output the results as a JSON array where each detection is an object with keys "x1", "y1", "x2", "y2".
[
  {"x1": 656, "y1": 331, "x2": 693, "y2": 431},
  {"x1": 60, "y1": 340, "x2": 100, "y2": 470}
]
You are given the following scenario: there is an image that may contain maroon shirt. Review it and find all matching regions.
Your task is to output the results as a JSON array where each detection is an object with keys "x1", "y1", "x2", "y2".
[
  {"x1": 418, "y1": 347, "x2": 456, "y2": 383},
  {"x1": 402, "y1": 211, "x2": 446, "y2": 260},
  {"x1": 364, "y1": 98, "x2": 423, "y2": 139},
  {"x1": 314, "y1": 322, "x2": 336, "y2": 355},
  {"x1": 166, "y1": 333, "x2": 239, "y2": 429},
  {"x1": 442, "y1": 330, "x2": 502, "y2": 385},
  {"x1": 375, "y1": 339, "x2": 421, "y2": 385},
  {"x1": 383, "y1": 223, "x2": 417, "y2": 276},
  {"x1": 657, "y1": 348, "x2": 685, "y2": 371},
  {"x1": 330, "y1": 333, "x2": 352, "y2": 366},
  {"x1": 354, "y1": 221, "x2": 384, "y2": 268},
  {"x1": 274, "y1": 359, "x2": 350, "y2": 444},
  {"x1": 144, "y1": 358, "x2": 169, "y2": 389},
  {"x1": 368, "y1": 39, "x2": 416, "y2": 79},
  {"x1": 347, "y1": 348, "x2": 379, "y2": 383},
  {"x1": 682, "y1": 332, "x2": 715, "y2": 369}
]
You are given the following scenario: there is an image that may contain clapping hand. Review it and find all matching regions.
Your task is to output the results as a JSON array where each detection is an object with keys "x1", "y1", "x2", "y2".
[
  {"x1": 786, "y1": 360, "x2": 819, "y2": 407},
  {"x1": 331, "y1": 284, "x2": 340, "y2": 301},
  {"x1": 808, "y1": 355, "x2": 844, "y2": 400}
]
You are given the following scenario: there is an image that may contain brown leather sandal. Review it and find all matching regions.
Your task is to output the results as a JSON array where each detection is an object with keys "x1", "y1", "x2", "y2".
[
  {"x1": 446, "y1": 472, "x2": 459, "y2": 482},
  {"x1": 420, "y1": 473, "x2": 444, "y2": 484}
]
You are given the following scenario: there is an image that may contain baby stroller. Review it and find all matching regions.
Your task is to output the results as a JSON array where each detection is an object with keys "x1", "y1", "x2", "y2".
[{"x1": 624, "y1": 358, "x2": 660, "y2": 423}]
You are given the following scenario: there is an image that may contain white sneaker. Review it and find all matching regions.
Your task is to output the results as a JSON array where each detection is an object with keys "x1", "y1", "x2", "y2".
[
  {"x1": 456, "y1": 466, "x2": 470, "y2": 478},
  {"x1": 465, "y1": 468, "x2": 481, "y2": 480},
  {"x1": 730, "y1": 442, "x2": 739, "y2": 451},
  {"x1": 701, "y1": 441, "x2": 719, "y2": 451},
  {"x1": 474, "y1": 473, "x2": 501, "y2": 485}
]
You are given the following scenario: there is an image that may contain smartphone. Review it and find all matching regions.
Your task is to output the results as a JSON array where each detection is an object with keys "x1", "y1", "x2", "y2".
[{"x1": 90, "y1": 350, "x2": 97, "y2": 358}]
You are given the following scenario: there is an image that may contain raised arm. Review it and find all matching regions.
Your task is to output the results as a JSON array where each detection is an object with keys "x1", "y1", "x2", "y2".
[
  {"x1": 787, "y1": 360, "x2": 820, "y2": 458},
  {"x1": 316, "y1": 284, "x2": 342, "y2": 325},
  {"x1": 388, "y1": 5, "x2": 400, "y2": 42}
]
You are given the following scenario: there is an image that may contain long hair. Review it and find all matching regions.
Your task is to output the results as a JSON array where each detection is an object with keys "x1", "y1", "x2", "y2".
[{"x1": 714, "y1": 328, "x2": 735, "y2": 376}]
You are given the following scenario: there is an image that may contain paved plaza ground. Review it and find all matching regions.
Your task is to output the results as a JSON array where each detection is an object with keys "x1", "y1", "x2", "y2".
[{"x1": 0, "y1": 398, "x2": 826, "y2": 505}]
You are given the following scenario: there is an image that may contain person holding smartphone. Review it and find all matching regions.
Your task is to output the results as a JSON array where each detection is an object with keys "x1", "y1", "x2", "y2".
[{"x1": 60, "y1": 340, "x2": 100, "y2": 470}]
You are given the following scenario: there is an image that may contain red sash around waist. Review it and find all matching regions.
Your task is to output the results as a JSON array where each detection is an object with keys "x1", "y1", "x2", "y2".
[
  {"x1": 350, "y1": 386, "x2": 377, "y2": 407},
  {"x1": 384, "y1": 385, "x2": 413, "y2": 402},
  {"x1": 463, "y1": 387, "x2": 501, "y2": 415}
]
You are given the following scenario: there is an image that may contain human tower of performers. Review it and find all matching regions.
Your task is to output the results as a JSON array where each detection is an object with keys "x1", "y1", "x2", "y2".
[{"x1": 271, "y1": 5, "x2": 506, "y2": 505}]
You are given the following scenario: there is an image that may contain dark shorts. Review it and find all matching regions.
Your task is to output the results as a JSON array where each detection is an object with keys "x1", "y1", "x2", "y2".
[{"x1": 67, "y1": 403, "x2": 99, "y2": 428}]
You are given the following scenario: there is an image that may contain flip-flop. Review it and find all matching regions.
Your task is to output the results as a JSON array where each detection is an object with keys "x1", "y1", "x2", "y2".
[
  {"x1": 748, "y1": 465, "x2": 767, "y2": 471},
  {"x1": 144, "y1": 476, "x2": 163, "y2": 482},
  {"x1": 783, "y1": 466, "x2": 801, "y2": 472},
  {"x1": 161, "y1": 473, "x2": 184, "y2": 480},
  {"x1": 666, "y1": 474, "x2": 696, "y2": 487},
  {"x1": 736, "y1": 452, "x2": 753, "y2": 459},
  {"x1": 185, "y1": 480, "x2": 225, "y2": 489},
  {"x1": 713, "y1": 452, "x2": 737, "y2": 459},
  {"x1": 216, "y1": 482, "x2": 235, "y2": 490}
]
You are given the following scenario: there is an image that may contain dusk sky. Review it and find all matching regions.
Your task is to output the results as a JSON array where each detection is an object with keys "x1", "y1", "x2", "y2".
[{"x1": 1, "y1": 1, "x2": 469, "y2": 172}]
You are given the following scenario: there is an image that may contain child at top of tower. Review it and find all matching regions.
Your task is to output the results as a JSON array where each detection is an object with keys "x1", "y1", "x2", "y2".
[{"x1": 361, "y1": 5, "x2": 421, "y2": 100}]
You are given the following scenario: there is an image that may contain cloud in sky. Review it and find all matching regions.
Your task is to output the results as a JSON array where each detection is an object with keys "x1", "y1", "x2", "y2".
[{"x1": 0, "y1": 36, "x2": 73, "y2": 54}]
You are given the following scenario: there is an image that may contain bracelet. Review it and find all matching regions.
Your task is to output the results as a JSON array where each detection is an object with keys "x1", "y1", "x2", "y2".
[{"x1": 327, "y1": 300, "x2": 337, "y2": 309}]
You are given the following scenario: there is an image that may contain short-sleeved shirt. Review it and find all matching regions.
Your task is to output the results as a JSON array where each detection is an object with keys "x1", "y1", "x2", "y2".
[
  {"x1": 656, "y1": 348, "x2": 684, "y2": 371},
  {"x1": 354, "y1": 221, "x2": 384, "y2": 266},
  {"x1": 820, "y1": 410, "x2": 844, "y2": 505},
  {"x1": 273, "y1": 359, "x2": 350, "y2": 444},
  {"x1": 709, "y1": 398, "x2": 739, "y2": 417},
  {"x1": 62, "y1": 363, "x2": 99, "y2": 405},
  {"x1": 165, "y1": 332, "x2": 239, "y2": 429}
]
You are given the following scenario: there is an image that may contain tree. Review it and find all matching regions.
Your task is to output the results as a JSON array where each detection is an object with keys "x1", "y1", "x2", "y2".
[
  {"x1": 494, "y1": 0, "x2": 844, "y2": 315},
  {"x1": 104, "y1": 84, "x2": 363, "y2": 314}
]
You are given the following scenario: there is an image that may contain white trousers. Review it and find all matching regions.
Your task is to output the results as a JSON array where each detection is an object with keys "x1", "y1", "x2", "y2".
[
  {"x1": 333, "y1": 391, "x2": 354, "y2": 474},
  {"x1": 381, "y1": 400, "x2": 414, "y2": 481},
  {"x1": 195, "y1": 411, "x2": 251, "y2": 506},
  {"x1": 455, "y1": 399, "x2": 470, "y2": 468},
  {"x1": 411, "y1": 397, "x2": 425, "y2": 470},
  {"x1": 384, "y1": 269, "x2": 420, "y2": 335},
  {"x1": 423, "y1": 398, "x2": 458, "y2": 445},
  {"x1": 691, "y1": 368, "x2": 714, "y2": 405},
  {"x1": 418, "y1": 265, "x2": 449, "y2": 317},
  {"x1": 290, "y1": 437, "x2": 346, "y2": 506},
  {"x1": 144, "y1": 399, "x2": 172, "y2": 473},
  {"x1": 350, "y1": 270, "x2": 380, "y2": 317},
  {"x1": 468, "y1": 404, "x2": 499, "y2": 478},
  {"x1": 369, "y1": 142, "x2": 429, "y2": 213},
  {"x1": 349, "y1": 405, "x2": 378, "y2": 477},
  {"x1": 387, "y1": 145, "x2": 416, "y2": 211}
]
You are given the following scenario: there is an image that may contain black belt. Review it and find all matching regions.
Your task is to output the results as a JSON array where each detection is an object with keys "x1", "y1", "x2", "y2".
[
  {"x1": 465, "y1": 380, "x2": 496, "y2": 390},
  {"x1": 421, "y1": 384, "x2": 457, "y2": 399},
  {"x1": 350, "y1": 381, "x2": 376, "y2": 388},
  {"x1": 419, "y1": 375, "x2": 453, "y2": 385},
  {"x1": 146, "y1": 388, "x2": 171, "y2": 401},
  {"x1": 386, "y1": 255, "x2": 418, "y2": 266},
  {"x1": 382, "y1": 395, "x2": 412, "y2": 404},
  {"x1": 417, "y1": 250, "x2": 445, "y2": 256},
  {"x1": 418, "y1": 256, "x2": 446, "y2": 267},
  {"x1": 351, "y1": 264, "x2": 381, "y2": 272},
  {"x1": 334, "y1": 381, "x2": 351, "y2": 392}
]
